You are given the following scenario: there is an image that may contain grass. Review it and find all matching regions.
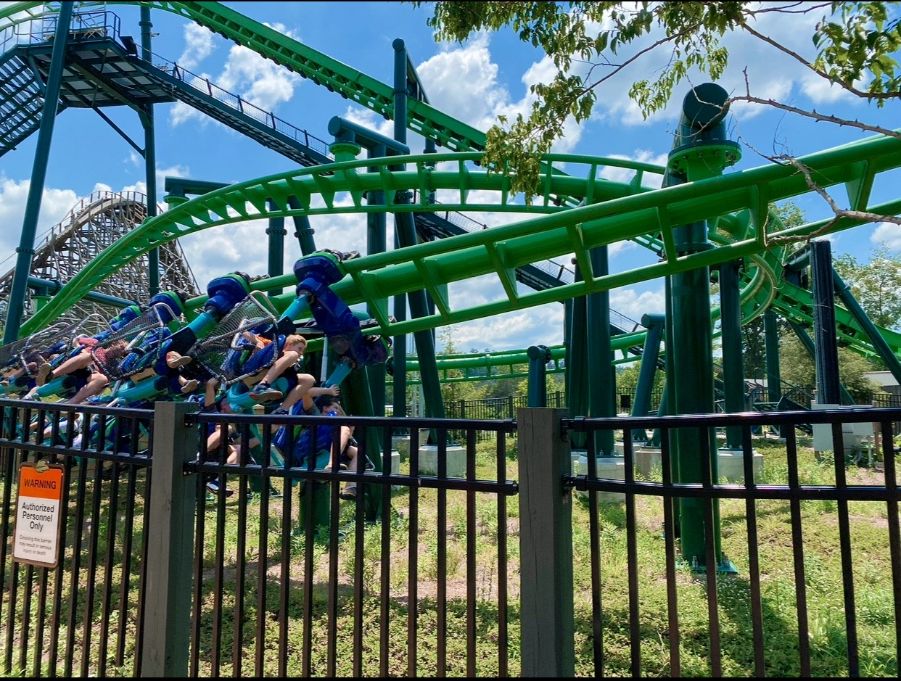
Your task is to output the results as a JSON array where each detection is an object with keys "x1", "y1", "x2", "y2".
[{"x1": 0, "y1": 429, "x2": 898, "y2": 676}]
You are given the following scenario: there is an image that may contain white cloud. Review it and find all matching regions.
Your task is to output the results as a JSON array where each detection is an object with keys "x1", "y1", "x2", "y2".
[
  {"x1": 417, "y1": 32, "x2": 510, "y2": 133},
  {"x1": 0, "y1": 177, "x2": 80, "y2": 269},
  {"x1": 871, "y1": 222, "x2": 901, "y2": 251},
  {"x1": 609, "y1": 285, "x2": 666, "y2": 322},
  {"x1": 341, "y1": 106, "x2": 395, "y2": 142},
  {"x1": 177, "y1": 217, "x2": 271, "y2": 286},
  {"x1": 170, "y1": 22, "x2": 302, "y2": 128},
  {"x1": 799, "y1": 72, "x2": 857, "y2": 106},
  {"x1": 600, "y1": 150, "x2": 668, "y2": 189},
  {"x1": 441, "y1": 303, "x2": 565, "y2": 352},
  {"x1": 177, "y1": 23, "x2": 216, "y2": 71}
]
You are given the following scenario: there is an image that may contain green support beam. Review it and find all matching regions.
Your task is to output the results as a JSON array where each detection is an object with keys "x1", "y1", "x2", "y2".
[
  {"x1": 667, "y1": 83, "x2": 738, "y2": 571},
  {"x1": 141, "y1": 5, "x2": 159, "y2": 297},
  {"x1": 764, "y1": 309, "x2": 782, "y2": 402},
  {"x1": 3, "y1": 1, "x2": 73, "y2": 343},
  {"x1": 832, "y1": 267, "x2": 901, "y2": 386},
  {"x1": 719, "y1": 260, "x2": 745, "y2": 448}
]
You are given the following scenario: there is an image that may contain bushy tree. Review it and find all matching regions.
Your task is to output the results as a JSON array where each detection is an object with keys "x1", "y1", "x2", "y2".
[
  {"x1": 779, "y1": 333, "x2": 880, "y2": 402},
  {"x1": 833, "y1": 247, "x2": 901, "y2": 331}
]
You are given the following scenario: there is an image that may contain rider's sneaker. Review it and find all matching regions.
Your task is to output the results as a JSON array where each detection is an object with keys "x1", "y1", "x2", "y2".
[
  {"x1": 250, "y1": 382, "x2": 283, "y2": 402},
  {"x1": 206, "y1": 480, "x2": 234, "y2": 498}
]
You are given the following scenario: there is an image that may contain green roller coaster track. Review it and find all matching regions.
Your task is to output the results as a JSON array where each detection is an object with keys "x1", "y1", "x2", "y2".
[{"x1": 3, "y1": 1, "x2": 901, "y2": 372}]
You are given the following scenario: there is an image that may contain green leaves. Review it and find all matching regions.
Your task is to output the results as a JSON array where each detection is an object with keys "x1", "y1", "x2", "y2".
[{"x1": 413, "y1": 1, "x2": 900, "y2": 199}]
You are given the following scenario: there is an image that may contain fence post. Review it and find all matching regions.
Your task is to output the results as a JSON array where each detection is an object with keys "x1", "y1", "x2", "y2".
[
  {"x1": 517, "y1": 407, "x2": 574, "y2": 676},
  {"x1": 141, "y1": 401, "x2": 199, "y2": 677}
]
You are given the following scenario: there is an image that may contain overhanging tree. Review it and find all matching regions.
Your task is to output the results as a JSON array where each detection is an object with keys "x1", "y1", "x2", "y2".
[{"x1": 415, "y1": 0, "x2": 901, "y2": 222}]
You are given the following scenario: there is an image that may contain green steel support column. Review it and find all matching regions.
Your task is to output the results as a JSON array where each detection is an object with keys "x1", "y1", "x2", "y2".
[
  {"x1": 563, "y1": 298, "x2": 573, "y2": 413},
  {"x1": 719, "y1": 260, "x2": 745, "y2": 448},
  {"x1": 344, "y1": 367, "x2": 383, "y2": 521},
  {"x1": 394, "y1": 209, "x2": 446, "y2": 420},
  {"x1": 632, "y1": 313, "x2": 665, "y2": 421},
  {"x1": 833, "y1": 268, "x2": 901, "y2": 385},
  {"x1": 392, "y1": 231, "x2": 407, "y2": 417},
  {"x1": 810, "y1": 240, "x2": 842, "y2": 405},
  {"x1": 568, "y1": 263, "x2": 588, "y2": 449},
  {"x1": 3, "y1": 2, "x2": 73, "y2": 343},
  {"x1": 787, "y1": 320, "x2": 855, "y2": 405},
  {"x1": 586, "y1": 246, "x2": 614, "y2": 454},
  {"x1": 266, "y1": 199, "x2": 286, "y2": 299},
  {"x1": 287, "y1": 197, "x2": 317, "y2": 255},
  {"x1": 527, "y1": 345, "x2": 551, "y2": 407},
  {"x1": 654, "y1": 275, "x2": 675, "y2": 450},
  {"x1": 30, "y1": 281, "x2": 51, "y2": 313},
  {"x1": 667, "y1": 83, "x2": 740, "y2": 571},
  {"x1": 366, "y1": 148, "x2": 387, "y2": 417},
  {"x1": 141, "y1": 6, "x2": 159, "y2": 297},
  {"x1": 764, "y1": 310, "x2": 782, "y2": 402},
  {"x1": 392, "y1": 38, "x2": 408, "y2": 420}
]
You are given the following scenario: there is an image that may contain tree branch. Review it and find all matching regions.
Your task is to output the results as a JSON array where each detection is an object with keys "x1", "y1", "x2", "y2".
[
  {"x1": 739, "y1": 19, "x2": 901, "y2": 101},
  {"x1": 766, "y1": 155, "x2": 901, "y2": 244},
  {"x1": 747, "y1": 2, "x2": 832, "y2": 16},
  {"x1": 727, "y1": 93, "x2": 901, "y2": 141}
]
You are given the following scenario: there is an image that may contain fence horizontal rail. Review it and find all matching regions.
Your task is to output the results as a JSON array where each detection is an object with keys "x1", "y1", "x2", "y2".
[{"x1": 562, "y1": 406, "x2": 901, "y2": 429}]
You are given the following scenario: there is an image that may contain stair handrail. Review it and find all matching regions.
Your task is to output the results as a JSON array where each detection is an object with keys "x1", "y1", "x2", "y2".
[{"x1": 146, "y1": 50, "x2": 332, "y2": 160}]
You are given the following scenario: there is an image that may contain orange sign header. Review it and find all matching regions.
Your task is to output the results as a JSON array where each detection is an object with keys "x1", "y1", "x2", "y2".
[{"x1": 18, "y1": 465, "x2": 63, "y2": 501}]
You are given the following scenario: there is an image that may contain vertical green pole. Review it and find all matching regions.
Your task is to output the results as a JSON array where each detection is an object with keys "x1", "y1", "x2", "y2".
[
  {"x1": 764, "y1": 309, "x2": 782, "y2": 403},
  {"x1": 141, "y1": 6, "x2": 159, "y2": 297},
  {"x1": 287, "y1": 197, "x2": 317, "y2": 255},
  {"x1": 632, "y1": 314, "x2": 664, "y2": 419},
  {"x1": 527, "y1": 345, "x2": 550, "y2": 407},
  {"x1": 563, "y1": 297, "x2": 573, "y2": 411},
  {"x1": 3, "y1": 2, "x2": 73, "y2": 344},
  {"x1": 667, "y1": 83, "x2": 740, "y2": 570},
  {"x1": 787, "y1": 320, "x2": 855, "y2": 406},
  {"x1": 344, "y1": 367, "x2": 383, "y2": 521},
  {"x1": 586, "y1": 247, "x2": 615, "y2": 454},
  {"x1": 266, "y1": 199, "x2": 286, "y2": 299},
  {"x1": 764, "y1": 308, "x2": 784, "y2": 436},
  {"x1": 392, "y1": 38, "x2": 408, "y2": 419},
  {"x1": 832, "y1": 268, "x2": 901, "y2": 385},
  {"x1": 718, "y1": 260, "x2": 745, "y2": 448},
  {"x1": 366, "y1": 146, "x2": 387, "y2": 417},
  {"x1": 568, "y1": 264, "x2": 588, "y2": 449},
  {"x1": 810, "y1": 241, "x2": 842, "y2": 405}
]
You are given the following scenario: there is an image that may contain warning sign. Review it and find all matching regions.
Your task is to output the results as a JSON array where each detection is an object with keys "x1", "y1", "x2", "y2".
[{"x1": 13, "y1": 462, "x2": 65, "y2": 569}]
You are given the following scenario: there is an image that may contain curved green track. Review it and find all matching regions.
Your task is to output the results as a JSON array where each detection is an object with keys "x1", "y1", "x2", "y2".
[{"x1": 3, "y1": 1, "x2": 901, "y2": 368}]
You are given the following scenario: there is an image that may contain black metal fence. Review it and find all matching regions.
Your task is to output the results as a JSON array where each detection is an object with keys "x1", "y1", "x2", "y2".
[
  {"x1": 0, "y1": 399, "x2": 898, "y2": 676},
  {"x1": 0, "y1": 400, "x2": 153, "y2": 677}
]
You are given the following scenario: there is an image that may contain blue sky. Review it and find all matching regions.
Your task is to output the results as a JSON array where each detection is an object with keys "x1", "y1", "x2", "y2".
[{"x1": 1, "y1": 1, "x2": 900, "y2": 353}]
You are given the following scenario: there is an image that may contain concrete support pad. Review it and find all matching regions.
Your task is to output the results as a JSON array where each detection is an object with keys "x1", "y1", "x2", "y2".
[
  {"x1": 634, "y1": 447, "x2": 662, "y2": 478},
  {"x1": 418, "y1": 444, "x2": 467, "y2": 478},
  {"x1": 717, "y1": 448, "x2": 764, "y2": 483},
  {"x1": 571, "y1": 452, "x2": 625, "y2": 503},
  {"x1": 388, "y1": 450, "x2": 402, "y2": 490},
  {"x1": 392, "y1": 428, "x2": 431, "y2": 461}
]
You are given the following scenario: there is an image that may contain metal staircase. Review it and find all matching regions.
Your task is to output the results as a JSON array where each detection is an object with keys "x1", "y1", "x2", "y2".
[
  {"x1": 0, "y1": 6, "x2": 333, "y2": 166},
  {"x1": 0, "y1": 48, "x2": 54, "y2": 156}
]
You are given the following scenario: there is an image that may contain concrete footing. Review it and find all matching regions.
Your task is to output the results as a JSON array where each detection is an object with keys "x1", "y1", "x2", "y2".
[
  {"x1": 418, "y1": 444, "x2": 467, "y2": 478},
  {"x1": 570, "y1": 452, "x2": 626, "y2": 502}
]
